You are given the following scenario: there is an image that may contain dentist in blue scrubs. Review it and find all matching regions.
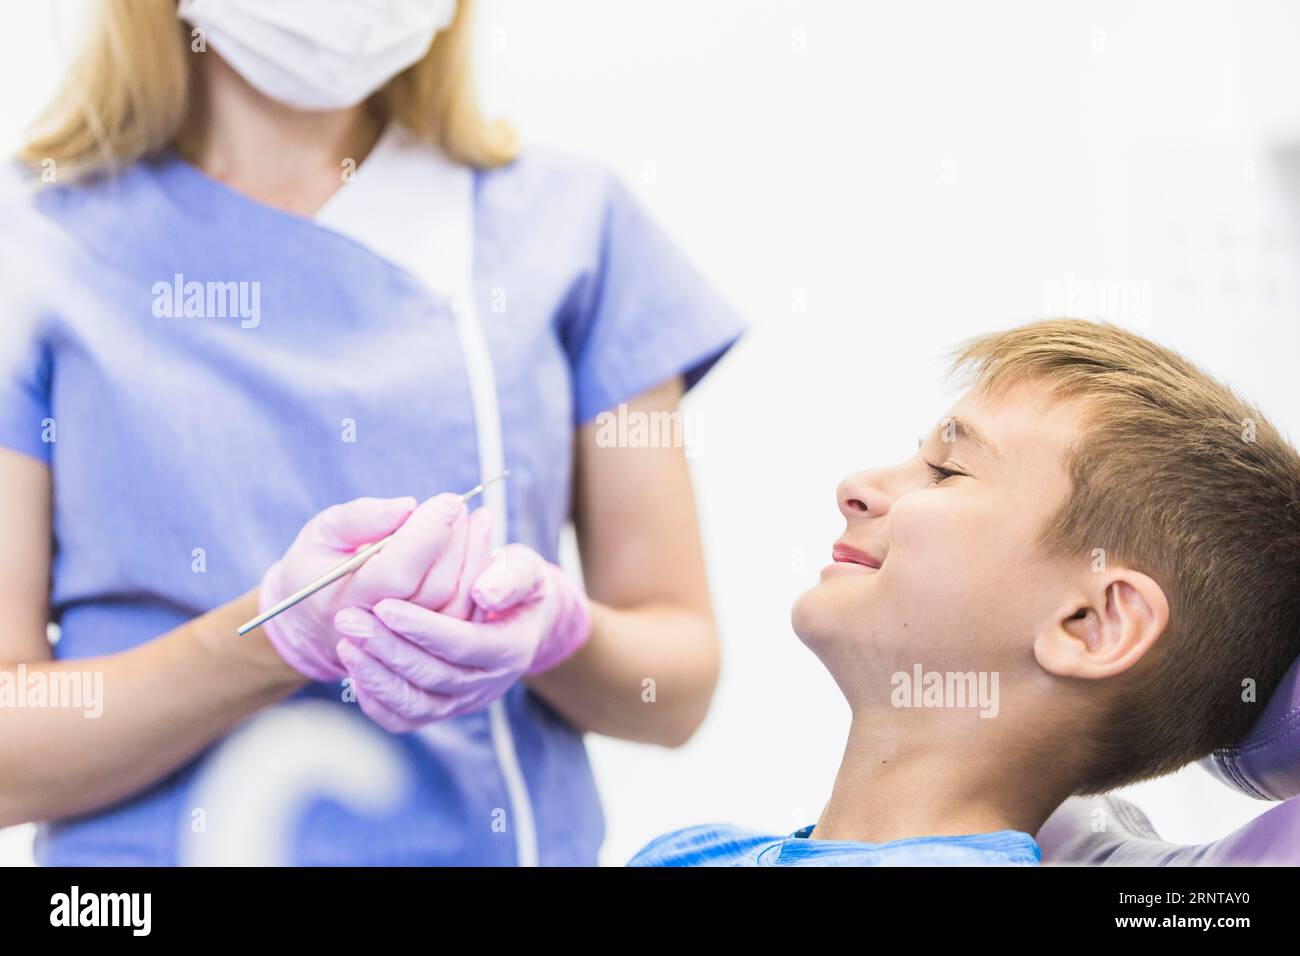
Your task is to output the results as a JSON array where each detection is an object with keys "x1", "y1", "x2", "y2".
[{"x1": 0, "y1": 0, "x2": 741, "y2": 865}]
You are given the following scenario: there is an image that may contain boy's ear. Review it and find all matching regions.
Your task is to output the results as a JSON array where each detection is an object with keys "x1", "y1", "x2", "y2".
[{"x1": 1033, "y1": 568, "x2": 1170, "y2": 680}]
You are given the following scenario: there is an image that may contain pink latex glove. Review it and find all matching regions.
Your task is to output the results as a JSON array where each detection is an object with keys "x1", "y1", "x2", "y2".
[
  {"x1": 258, "y1": 492, "x2": 470, "y2": 681},
  {"x1": 333, "y1": 513, "x2": 592, "y2": 733}
]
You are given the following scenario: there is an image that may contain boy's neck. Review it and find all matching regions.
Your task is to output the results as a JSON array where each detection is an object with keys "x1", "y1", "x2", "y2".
[{"x1": 812, "y1": 712, "x2": 1067, "y2": 845}]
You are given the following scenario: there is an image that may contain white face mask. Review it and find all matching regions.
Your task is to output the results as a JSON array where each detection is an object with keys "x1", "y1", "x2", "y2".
[{"x1": 178, "y1": 0, "x2": 457, "y2": 111}]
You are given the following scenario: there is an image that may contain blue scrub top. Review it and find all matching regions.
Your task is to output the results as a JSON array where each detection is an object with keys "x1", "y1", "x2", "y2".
[{"x1": 0, "y1": 140, "x2": 743, "y2": 865}]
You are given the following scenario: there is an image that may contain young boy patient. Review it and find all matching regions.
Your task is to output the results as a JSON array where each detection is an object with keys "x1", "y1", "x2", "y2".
[{"x1": 630, "y1": 319, "x2": 1300, "y2": 866}]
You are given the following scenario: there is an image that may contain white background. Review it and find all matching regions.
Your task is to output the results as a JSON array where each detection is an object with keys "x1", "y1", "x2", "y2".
[{"x1": 2, "y1": 0, "x2": 1298, "y2": 866}]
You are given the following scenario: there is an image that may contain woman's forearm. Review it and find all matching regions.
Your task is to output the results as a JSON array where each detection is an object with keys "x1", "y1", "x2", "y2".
[
  {"x1": 0, "y1": 589, "x2": 307, "y2": 827},
  {"x1": 525, "y1": 600, "x2": 719, "y2": 747}
]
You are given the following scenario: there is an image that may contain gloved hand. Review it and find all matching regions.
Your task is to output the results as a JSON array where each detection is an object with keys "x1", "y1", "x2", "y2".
[
  {"x1": 333, "y1": 512, "x2": 593, "y2": 733},
  {"x1": 259, "y1": 492, "x2": 469, "y2": 681}
]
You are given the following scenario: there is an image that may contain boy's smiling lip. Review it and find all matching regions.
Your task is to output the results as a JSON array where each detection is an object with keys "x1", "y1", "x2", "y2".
[{"x1": 829, "y1": 542, "x2": 883, "y2": 570}]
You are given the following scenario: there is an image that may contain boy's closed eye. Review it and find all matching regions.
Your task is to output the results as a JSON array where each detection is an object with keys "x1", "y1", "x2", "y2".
[
  {"x1": 926, "y1": 461, "x2": 967, "y2": 484},
  {"x1": 917, "y1": 434, "x2": 972, "y2": 485}
]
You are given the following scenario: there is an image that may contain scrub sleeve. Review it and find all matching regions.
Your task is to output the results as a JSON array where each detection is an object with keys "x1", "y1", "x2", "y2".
[
  {"x1": 562, "y1": 173, "x2": 745, "y2": 424},
  {"x1": 0, "y1": 302, "x2": 52, "y2": 464}
]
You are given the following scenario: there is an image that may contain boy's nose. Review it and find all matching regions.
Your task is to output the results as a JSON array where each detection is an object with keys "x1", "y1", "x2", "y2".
[{"x1": 836, "y1": 471, "x2": 888, "y2": 521}]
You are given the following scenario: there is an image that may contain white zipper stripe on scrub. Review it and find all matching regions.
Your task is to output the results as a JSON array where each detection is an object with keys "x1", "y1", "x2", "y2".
[
  {"x1": 313, "y1": 124, "x2": 539, "y2": 867},
  {"x1": 449, "y1": 287, "x2": 540, "y2": 868}
]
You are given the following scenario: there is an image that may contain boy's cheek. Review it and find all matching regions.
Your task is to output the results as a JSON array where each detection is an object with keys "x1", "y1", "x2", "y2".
[
  {"x1": 885, "y1": 511, "x2": 1014, "y2": 633},
  {"x1": 890, "y1": 493, "x2": 1017, "y2": 583},
  {"x1": 886, "y1": 497, "x2": 968, "y2": 583},
  {"x1": 887, "y1": 489, "x2": 947, "y2": 543}
]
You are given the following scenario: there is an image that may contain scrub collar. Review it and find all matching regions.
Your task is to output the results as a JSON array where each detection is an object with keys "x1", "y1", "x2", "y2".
[{"x1": 313, "y1": 121, "x2": 474, "y2": 306}]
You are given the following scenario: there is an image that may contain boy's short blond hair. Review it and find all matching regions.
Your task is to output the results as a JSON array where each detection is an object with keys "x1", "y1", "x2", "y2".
[{"x1": 952, "y1": 319, "x2": 1300, "y2": 792}]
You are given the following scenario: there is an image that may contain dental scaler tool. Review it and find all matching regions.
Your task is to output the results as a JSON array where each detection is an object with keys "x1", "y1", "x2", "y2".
[{"x1": 236, "y1": 471, "x2": 509, "y2": 636}]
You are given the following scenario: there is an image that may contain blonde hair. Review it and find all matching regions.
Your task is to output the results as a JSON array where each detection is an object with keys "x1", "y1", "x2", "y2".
[
  {"x1": 951, "y1": 319, "x2": 1300, "y2": 792},
  {"x1": 18, "y1": 0, "x2": 516, "y2": 179}
]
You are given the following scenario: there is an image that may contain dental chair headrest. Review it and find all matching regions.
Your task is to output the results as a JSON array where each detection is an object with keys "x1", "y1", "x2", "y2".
[
  {"x1": 1038, "y1": 792, "x2": 1300, "y2": 865},
  {"x1": 1201, "y1": 653, "x2": 1300, "y2": 800},
  {"x1": 1039, "y1": 653, "x2": 1300, "y2": 865}
]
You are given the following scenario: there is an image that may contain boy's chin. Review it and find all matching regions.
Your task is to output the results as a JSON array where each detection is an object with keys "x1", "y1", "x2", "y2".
[
  {"x1": 792, "y1": 583, "x2": 909, "y2": 664},
  {"x1": 791, "y1": 584, "x2": 861, "y2": 655}
]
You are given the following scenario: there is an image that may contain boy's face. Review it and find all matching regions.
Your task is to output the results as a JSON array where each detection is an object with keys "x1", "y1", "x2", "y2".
[{"x1": 792, "y1": 381, "x2": 1083, "y2": 705}]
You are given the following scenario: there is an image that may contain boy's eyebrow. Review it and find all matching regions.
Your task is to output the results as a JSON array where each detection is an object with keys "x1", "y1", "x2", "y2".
[{"x1": 938, "y1": 416, "x2": 1001, "y2": 459}]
